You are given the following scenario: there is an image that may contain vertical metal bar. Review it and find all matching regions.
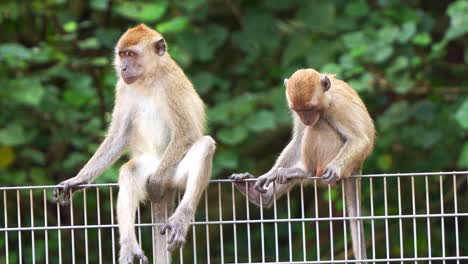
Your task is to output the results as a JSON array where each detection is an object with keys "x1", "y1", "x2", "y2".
[
  {"x1": 287, "y1": 190, "x2": 293, "y2": 262},
  {"x1": 4, "y1": 191, "x2": 9, "y2": 264},
  {"x1": 356, "y1": 177, "x2": 362, "y2": 260},
  {"x1": 43, "y1": 190, "x2": 48, "y2": 264},
  {"x1": 110, "y1": 188, "x2": 116, "y2": 264},
  {"x1": 137, "y1": 204, "x2": 142, "y2": 258},
  {"x1": 342, "y1": 182, "x2": 348, "y2": 262},
  {"x1": 231, "y1": 183, "x2": 237, "y2": 263},
  {"x1": 150, "y1": 202, "x2": 156, "y2": 264},
  {"x1": 397, "y1": 176, "x2": 403, "y2": 264},
  {"x1": 411, "y1": 176, "x2": 417, "y2": 264},
  {"x1": 97, "y1": 187, "x2": 102, "y2": 264},
  {"x1": 178, "y1": 192, "x2": 183, "y2": 264},
  {"x1": 204, "y1": 191, "x2": 210, "y2": 264},
  {"x1": 218, "y1": 183, "x2": 224, "y2": 264},
  {"x1": 17, "y1": 190, "x2": 22, "y2": 264},
  {"x1": 314, "y1": 180, "x2": 320, "y2": 261},
  {"x1": 83, "y1": 189, "x2": 89, "y2": 264},
  {"x1": 273, "y1": 184, "x2": 279, "y2": 262},
  {"x1": 56, "y1": 196, "x2": 62, "y2": 264},
  {"x1": 192, "y1": 213, "x2": 197, "y2": 264},
  {"x1": 300, "y1": 183, "x2": 307, "y2": 261},
  {"x1": 244, "y1": 183, "x2": 251, "y2": 263},
  {"x1": 453, "y1": 174, "x2": 459, "y2": 264},
  {"x1": 29, "y1": 190, "x2": 35, "y2": 264},
  {"x1": 439, "y1": 175, "x2": 446, "y2": 264},
  {"x1": 70, "y1": 190, "x2": 75, "y2": 264},
  {"x1": 328, "y1": 185, "x2": 334, "y2": 262},
  {"x1": 425, "y1": 175, "x2": 432, "y2": 264},
  {"x1": 384, "y1": 176, "x2": 389, "y2": 262},
  {"x1": 259, "y1": 187, "x2": 265, "y2": 263},
  {"x1": 369, "y1": 177, "x2": 375, "y2": 263}
]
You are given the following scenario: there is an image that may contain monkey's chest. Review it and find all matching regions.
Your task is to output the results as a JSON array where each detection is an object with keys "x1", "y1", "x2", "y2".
[
  {"x1": 132, "y1": 101, "x2": 171, "y2": 156},
  {"x1": 301, "y1": 121, "x2": 343, "y2": 175}
]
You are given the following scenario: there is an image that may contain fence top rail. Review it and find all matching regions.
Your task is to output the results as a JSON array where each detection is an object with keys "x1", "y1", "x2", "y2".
[{"x1": 0, "y1": 170, "x2": 466, "y2": 191}]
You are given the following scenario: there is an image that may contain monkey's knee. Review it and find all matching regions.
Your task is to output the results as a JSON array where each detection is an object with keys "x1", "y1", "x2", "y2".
[
  {"x1": 118, "y1": 161, "x2": 147, "y2": 201},
  {"x1": 199, "y1": 135, "x2": 216, "y2": 157}
]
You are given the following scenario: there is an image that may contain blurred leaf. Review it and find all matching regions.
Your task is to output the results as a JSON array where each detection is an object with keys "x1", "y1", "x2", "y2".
[
  {"x1": 114, "y1": 2, "x2": 167, "y2": 22},
  {"x1": 458, "y1": 142, "x2": 468, "y2": 167},
  {"x1": 378, "y1": 101, "x2": 410, "y2": 131},
  {"x1": 217, "y1": 127, "x2": 248, "y2": 145},
  {"x1": 0, "y1": 124, "x2": 32, "y2": 146},
  {"x1": 0, "y1": 146, "x2": 14, "y2": 168},
  {"x1": 63, "y1": 21, "x2": 77, "y2": 33},
  {"x1": 378, "y1": 25, "x2": 400, "y2": 44},
  {"x1": 398, "y1": 21, "x2": 416, "y2": 43},
  {"x1": 246, "y1": 110, "x2": 276, "y2": 132},
  {"x1": 445, "y1": 0, "x2": 468, "y2": 40},
  {"x1": 215, "y1": 150, "x2": 239, "y2": 169},
  {"x1": 412, "y1": 32, "x2": 431, "y2": 46},
  {"x1": 10, "y1": 78, "x2": 45, "y2": 106},
  {"x1": 345, "y1": 0, "x2": 369, "y2": 17},
  {"x1": 78, "y1": 37, "x2": 100, "y2": 50},
  {"x1": 377, "y1": 154, "x2": 392, "y2": 170},
  {"x1": 157, "y1": 17, "x2": 189, "y2": 33},
  {"x1": 454, "y1": 99, "x2": 468, "y2": 130},
  {"x1": 90, "y1": 0, "x2": 108, "y2": 11}
]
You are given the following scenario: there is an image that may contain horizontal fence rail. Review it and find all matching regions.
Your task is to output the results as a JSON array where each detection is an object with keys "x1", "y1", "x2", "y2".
[{"x1": 1, "y1": 171, "x2": 467, "y2": 263}]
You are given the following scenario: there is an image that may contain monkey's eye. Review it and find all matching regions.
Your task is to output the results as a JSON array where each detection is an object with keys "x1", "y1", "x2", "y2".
[
  {"x1": 118, "y1": 51, "x2": 125, "y2": 57},
  {"x1": 128, "y1": 51, "x2": 136, "y2": 57}
]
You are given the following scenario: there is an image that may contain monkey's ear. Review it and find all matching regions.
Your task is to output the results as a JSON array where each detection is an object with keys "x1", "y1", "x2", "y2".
[
  {"x1": 320, "y1": 75, "x2": 331, "y2": 91},
  {"x1": 284, "y1": 78, "x2": 289, "y2": 87},
  {"x1": 154, "y1": 39, "x2": 166, "y2": 56}
]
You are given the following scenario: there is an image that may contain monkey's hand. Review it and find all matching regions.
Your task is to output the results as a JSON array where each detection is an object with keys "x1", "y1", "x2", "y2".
[
  {"x1": 253, "y1": 172, "x2": 279, "y2": 194},
  {"x1": 322, "y1": 164, "x2": 341, "y2": 185},
  {"x1": 53, "y1": 177, "x2": 88, "y2": 205},
  {"x1": 160, "y1": 207, "x2": 193, "y2": 252}
]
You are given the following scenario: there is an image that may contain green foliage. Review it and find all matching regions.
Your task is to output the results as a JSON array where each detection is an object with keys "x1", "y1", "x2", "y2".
[{"x1": 0, "y1": 0, "x2": 467, "y2": 262}]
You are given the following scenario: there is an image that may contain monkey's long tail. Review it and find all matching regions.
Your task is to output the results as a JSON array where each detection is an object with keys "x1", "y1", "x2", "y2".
[
  {"x1": 344, "y1": 176, "x2": 367, "y2": 262},
  {"x1": 152, "y1": 193, "x2": 174, "y2": 264}
]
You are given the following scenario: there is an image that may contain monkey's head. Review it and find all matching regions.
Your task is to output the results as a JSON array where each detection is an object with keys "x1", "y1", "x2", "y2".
[
  {"x1": 284, "y1": 69, "x2": 332, "y2": 126},
  {"x1": 115, "y1": 24, "x2": 167, "y2": 85}
]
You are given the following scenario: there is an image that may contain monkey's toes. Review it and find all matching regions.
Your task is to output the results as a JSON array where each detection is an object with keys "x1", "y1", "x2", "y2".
[
  {"x1": 119, "y1": 250, "x2": 148, "y2": 264},
  {"x1": 322, "y1": 169, "x2": 339, "y2": 185},
  {"x1": 166, "y1": 223, "x2": 186, "y2": 252},
  {"x1": 230, "y1": 173, "x2": 253, "y2": 181}
]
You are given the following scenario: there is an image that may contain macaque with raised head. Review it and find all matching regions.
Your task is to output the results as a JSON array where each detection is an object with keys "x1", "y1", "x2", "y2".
[
  {"x1": 54, "y1": 24, "x2": 216, "y2": 264},
  {"x1": 231, "y1": 68, "x2": 375, "y2": 261}
]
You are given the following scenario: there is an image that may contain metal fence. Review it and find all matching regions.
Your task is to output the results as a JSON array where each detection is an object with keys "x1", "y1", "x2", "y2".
[{"x1": 1, "y1": 171, "x2": 467, "y2": 263}]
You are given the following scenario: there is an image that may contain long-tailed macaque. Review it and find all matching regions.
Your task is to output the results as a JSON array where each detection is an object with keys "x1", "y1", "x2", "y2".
[
  {"x1": 54, "y1": 24, "x2": 216, "y2": 264},
  {"x1": 231, "y1": 68, "x2": 375, "y2": 261}
]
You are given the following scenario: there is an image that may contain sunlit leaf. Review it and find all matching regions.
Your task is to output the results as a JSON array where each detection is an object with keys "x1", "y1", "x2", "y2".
[
  {"x1": 458, "y1": 142, "x2": 468, "y2": 168},
  {"x1": 114, "y1": 2, "x2": 167, "y2": 22},
  {"x1": 0, "y1": 146, "x2": 14, "y2": 168},
  {"x1": 246, "y1": 110, "x2": 276, "y2": 132},
  {"x1": 217, "y1": 127, "x2": 248, "y2": 145},
  {"x1": 445, "y1": 0, "x2": 468, "y2": 40},
  {"x1": 157, "y1": 17, "x2": 189, "y2": 34},
  {"x1": 455, "y1": 99, "x2": 468, "y2": 130}
]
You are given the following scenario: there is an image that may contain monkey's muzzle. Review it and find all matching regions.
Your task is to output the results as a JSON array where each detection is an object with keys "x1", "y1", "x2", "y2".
[{"x1": 298, "y1": 110, "x2": 320, "y2": 126}]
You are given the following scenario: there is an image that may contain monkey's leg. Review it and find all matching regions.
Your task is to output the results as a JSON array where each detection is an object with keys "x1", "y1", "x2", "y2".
[
  {"x1": 117, "y1": 157, "x2": 159, "y2": 264},
  {"x1": 230, "y1": 171, "x2": 298, "y2": 209},
  {"x1": 344, "y1": 173, "x2": 367, "y2": 262},
  {"x1": 161, "y1": 136, "x2": 216, "y2": 252}
]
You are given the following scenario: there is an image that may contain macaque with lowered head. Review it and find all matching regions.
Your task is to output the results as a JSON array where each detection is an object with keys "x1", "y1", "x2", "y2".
[{"x1": 231, "y1": 68, "x2": 375, "y2": 261}]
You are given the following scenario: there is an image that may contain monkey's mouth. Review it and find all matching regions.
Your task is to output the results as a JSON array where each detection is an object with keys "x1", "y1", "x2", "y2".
[
  {"x1": 123, "y1": 75, "x2": 138, "y2": 84},
  {"x1": 299, "y1": 112, "x2": 320, "y2": 126}
]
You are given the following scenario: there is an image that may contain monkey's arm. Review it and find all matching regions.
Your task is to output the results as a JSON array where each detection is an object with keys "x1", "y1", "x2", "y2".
[
  {"x1": 323, "y1": 112, "x2": 373, "y2": 184},
  {"x1": 54, "y1": 93, "x2": 133, "y2": 204},
  {"x1": 147, "y1": 93, "x2": 198, "y2": 200}
]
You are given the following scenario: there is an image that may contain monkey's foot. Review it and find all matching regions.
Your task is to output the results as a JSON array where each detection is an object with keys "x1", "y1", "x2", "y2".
[
  {"x1": 276, "y1": 167, "x2": 307, "y2": 184},
  {"x1": 160, "y1": 208, "x2": 192, "y2": 252},
  {"x1": 119, "y1": 243, "x2": 148, "y2": 264},
  {"x1": 322, "y1": 166, "x2": 340, "y2": 185},
  {"x1": 53, "y1": 177, "x2": 88, "y2": 206}
]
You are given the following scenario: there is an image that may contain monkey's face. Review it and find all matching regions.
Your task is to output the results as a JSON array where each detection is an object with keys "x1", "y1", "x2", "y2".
[
  {"x1": 115, "y1": 24, "x2": 167, "y2": 85},
  {"x1": 285, "y1": 69, "x2": 332, "y2": 127}
]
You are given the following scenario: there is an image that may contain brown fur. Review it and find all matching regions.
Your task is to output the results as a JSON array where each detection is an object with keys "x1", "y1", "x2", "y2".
[{"x1": 117, "y1": 24, "x2": 161, "y2": 50}]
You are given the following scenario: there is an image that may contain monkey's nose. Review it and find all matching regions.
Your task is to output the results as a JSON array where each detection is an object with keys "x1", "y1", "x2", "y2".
[{"x1": 122, "y1": 66, "x2": 128, "y2": 72}]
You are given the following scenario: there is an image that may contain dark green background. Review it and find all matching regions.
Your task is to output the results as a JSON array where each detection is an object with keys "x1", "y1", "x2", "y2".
[{"x1": 0, "y1": 0, "x2": 467, "y2": 263}]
